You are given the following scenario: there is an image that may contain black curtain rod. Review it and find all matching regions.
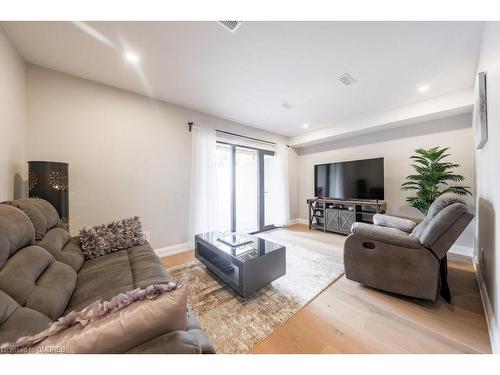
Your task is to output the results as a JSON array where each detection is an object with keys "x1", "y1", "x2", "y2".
[{"x1": 187, "y1": 122, "x2": 276, "y2": 146}]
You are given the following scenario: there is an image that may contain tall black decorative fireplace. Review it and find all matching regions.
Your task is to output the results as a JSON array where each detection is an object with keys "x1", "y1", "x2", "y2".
[{"x1": 28, "y1": 161, "x2": 69, "y2": 229}]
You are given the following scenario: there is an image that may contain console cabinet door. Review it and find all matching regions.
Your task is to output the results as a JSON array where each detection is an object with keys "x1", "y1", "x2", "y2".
[
  {"x1": 339, "y1": 210, "x2": 355, "y2": 233},
  {"x1": 325, "y1": 209, "x2": 340, "y2": 231}
]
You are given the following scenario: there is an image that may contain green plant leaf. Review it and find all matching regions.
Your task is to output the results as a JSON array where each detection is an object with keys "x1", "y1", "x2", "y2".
[{"x1": 400, "y1": 146, "x2": 470, "y2": 215}]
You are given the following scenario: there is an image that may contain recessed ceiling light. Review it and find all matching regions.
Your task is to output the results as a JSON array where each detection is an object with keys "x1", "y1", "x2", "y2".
[
  {"x1": 418, "y1": 84, "x2": 430, "y2": 93},
  {"x1": 302, "y1": 123, "x2": 310, "y2": 129},
  {"x1": 124, "y1": 51, "x2": 140, "y2": 64}
]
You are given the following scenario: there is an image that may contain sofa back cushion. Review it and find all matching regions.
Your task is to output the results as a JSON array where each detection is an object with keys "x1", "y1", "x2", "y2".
[
  {"x1": 0, "y1": 245, "x2": 76, "y2": 320},
  {"x1": 4, "y1": 199, "x2": 85, "y2": 271},
  {"x1": 6, "y1": 198, "x2": 60, "y2": 242},
  {"x1": 0, "y1": 203, "x2": 77, "y2": 344},
  {"x1": 0, "y1": 204, "x2": 35, "y2": 269},
  {"x1": 37, "y1": 228, "x2": 84, "y2": 272},
  {"x1": 0, "y1": 290, "x2": 52, "y2": 344}
]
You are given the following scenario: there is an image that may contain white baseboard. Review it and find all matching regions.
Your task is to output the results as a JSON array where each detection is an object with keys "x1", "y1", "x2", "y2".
[
  {"x1": 154, "y1": 242, "x2": 192, "y2": 258},
  {"x1": 288, "y1": 218, "x2": 308, "y2": 225},
  {"x1": 473, "y1": 258, "x2": 499, "y2": 353},
  {"x1": 449, "y1": 244, "x2": 474, "y2": 258}
]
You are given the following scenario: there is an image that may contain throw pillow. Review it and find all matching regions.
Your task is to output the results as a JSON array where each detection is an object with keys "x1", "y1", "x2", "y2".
[
  {"x1": 79, "y1": 216, "x2": 145, "y2": 259},
  {"x1": 1, "y1": 282, "x2": 187, "y2": 354}
]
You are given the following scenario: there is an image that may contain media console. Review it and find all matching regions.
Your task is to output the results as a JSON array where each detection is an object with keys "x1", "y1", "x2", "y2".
[{"x1": 307, "y1": 198, "x2": 386, "y2": 235}]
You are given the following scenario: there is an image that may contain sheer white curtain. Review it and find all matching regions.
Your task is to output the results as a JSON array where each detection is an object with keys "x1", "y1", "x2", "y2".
[
  {"x1": 188, "y1": 126, "x2": 220, "y2": 242},
  {"x1": 269, "y1": 143, "x2": 290, "y2": 227}
]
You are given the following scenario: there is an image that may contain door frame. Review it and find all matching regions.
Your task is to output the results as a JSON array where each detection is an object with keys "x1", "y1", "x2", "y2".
[{"x1": 258, "y1": 149, "x2": 276, "y2": 233}]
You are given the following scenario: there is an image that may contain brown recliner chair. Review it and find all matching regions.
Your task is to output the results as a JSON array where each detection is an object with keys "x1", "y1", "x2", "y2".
[{"x1": 344, "y1": 194, "x2": 473, "y2": 301}]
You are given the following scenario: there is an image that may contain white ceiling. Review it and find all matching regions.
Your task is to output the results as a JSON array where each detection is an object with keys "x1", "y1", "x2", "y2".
[{"x1": 1, "y1": 21, "x2": 483, "y2": 137}]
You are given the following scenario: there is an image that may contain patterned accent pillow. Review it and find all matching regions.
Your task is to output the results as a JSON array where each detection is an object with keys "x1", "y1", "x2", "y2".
[{"x1": 80, "y1": 216, "x2": 145, "y2": 260}]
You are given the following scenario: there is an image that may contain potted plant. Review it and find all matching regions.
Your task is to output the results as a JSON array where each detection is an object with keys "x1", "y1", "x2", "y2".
[{"x1": 401, "y1": 146, "x2": 472, "y2": 215}]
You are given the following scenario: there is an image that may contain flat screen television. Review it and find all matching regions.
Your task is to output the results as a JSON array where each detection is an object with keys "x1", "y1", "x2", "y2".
[{"x1": 314, "y1": 157, "x2": 384, "y2": 200}]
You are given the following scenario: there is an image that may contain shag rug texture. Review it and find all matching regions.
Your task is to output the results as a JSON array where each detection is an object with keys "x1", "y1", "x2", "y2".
[{"x1": 167, "y1": 230, "x2": 344, "y2": 353}]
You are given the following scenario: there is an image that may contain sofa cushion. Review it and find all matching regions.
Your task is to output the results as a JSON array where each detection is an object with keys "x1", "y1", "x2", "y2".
[
  {"x1": 37, "y1": 229, "x2": 84, "y2": 271},
  {"x1": 0, "y1": 290, "x2": 53, "y2": 345},
  {"x1": 66, "y1": 250, "x2": 133, "y2": 312},
  {"x1": 0, "y1": 204, "x2": 35, "y2": 269},
  {"x1": 128, "y1": 244, "x2": 171, "y2": 288},
  {"x1": 0, "y1": 245, "x2": 54, "y2": 306},
  {"x1": 25, "y1": 261, "x2": 77, "y2": 320},
  {"x1": 0, "y1": 290, "x2": 19, "y2": 326},
  {"x1": 0, "y1": 305, "x2": 52, "y2": 345},
  {"x1": 6, "y1": 198, "x2": 60, "y2": 241},
  {"x1": 0, "y1": 245, "x2": 76, "y2": 321},
  {"x1": 66, "y1": 242, "x2": 169, "y2": 313}
]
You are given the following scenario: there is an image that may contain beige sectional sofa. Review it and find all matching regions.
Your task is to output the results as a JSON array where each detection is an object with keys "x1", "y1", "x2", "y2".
[{"x1": 0, "y1": 198, "x2": 214, "y2": 353}]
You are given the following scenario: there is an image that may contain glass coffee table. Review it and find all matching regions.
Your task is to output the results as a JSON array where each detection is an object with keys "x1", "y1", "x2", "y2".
[{"x1": 194, "y1": 232, "x2": 286, "y2": 297}]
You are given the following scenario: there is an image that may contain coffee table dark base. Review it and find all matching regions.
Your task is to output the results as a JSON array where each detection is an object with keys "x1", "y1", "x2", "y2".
[{"x1": 195, "y1": 235, "x2": 286, "y2": 298}]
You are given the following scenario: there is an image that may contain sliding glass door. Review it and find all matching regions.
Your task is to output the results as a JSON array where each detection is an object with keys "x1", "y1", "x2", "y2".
[
  {"x1": 235, "y1": 147, "x2": 259, "y2": 233},
  {"x1": 215, "y1": 142, "x2": 274, "y2": 234}
]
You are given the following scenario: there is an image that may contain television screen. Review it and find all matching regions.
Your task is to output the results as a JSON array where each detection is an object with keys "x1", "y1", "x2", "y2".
[{"x1": 314, "y1": 157, "x2": 384, "y2": 200}]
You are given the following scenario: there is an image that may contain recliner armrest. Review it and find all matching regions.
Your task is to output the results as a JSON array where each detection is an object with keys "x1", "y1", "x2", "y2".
[
  {"x1": 372, "y1": 214, "x2": 417, "y2": 233},
  {"x1": 351, "y1": 222, "x2": 422, "y2": 248}
]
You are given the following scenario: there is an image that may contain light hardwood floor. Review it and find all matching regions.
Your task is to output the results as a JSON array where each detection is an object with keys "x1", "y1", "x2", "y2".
[{"x1": 161, "y1": 224, "x2": 492, "y2": 354}]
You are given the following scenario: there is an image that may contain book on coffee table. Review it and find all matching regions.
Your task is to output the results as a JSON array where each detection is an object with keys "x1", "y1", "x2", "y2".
[{"x1": 217, "y1": 232, "x2": 254, "y2": 247}]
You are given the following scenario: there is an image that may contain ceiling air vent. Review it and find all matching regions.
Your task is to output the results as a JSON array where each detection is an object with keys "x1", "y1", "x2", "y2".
[
  {"x1": 338, "y1": 73, "x2": 356, "y2": 86},
  {"x1": 217, "y1": 21, "x2": 242, "y2": 33}
]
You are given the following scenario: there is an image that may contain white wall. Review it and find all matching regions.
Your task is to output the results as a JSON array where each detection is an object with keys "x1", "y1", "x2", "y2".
[
  {"x1": 0, "y1": 27, "x2": 26, "y2": 201},
  {"x1": 26, "y1": 65, "x2": 295, "y2": 248},
  {"x1": 474, "y1": 21, "x2": 500, "y2": 353},
  {"x1": 296, "y1": 113, "x2": 475, "y2": 248}
]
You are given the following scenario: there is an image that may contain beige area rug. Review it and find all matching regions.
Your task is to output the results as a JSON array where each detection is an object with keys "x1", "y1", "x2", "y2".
[{"x1": 167, "y1": 229, "x2": 344, "y2": 353}]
